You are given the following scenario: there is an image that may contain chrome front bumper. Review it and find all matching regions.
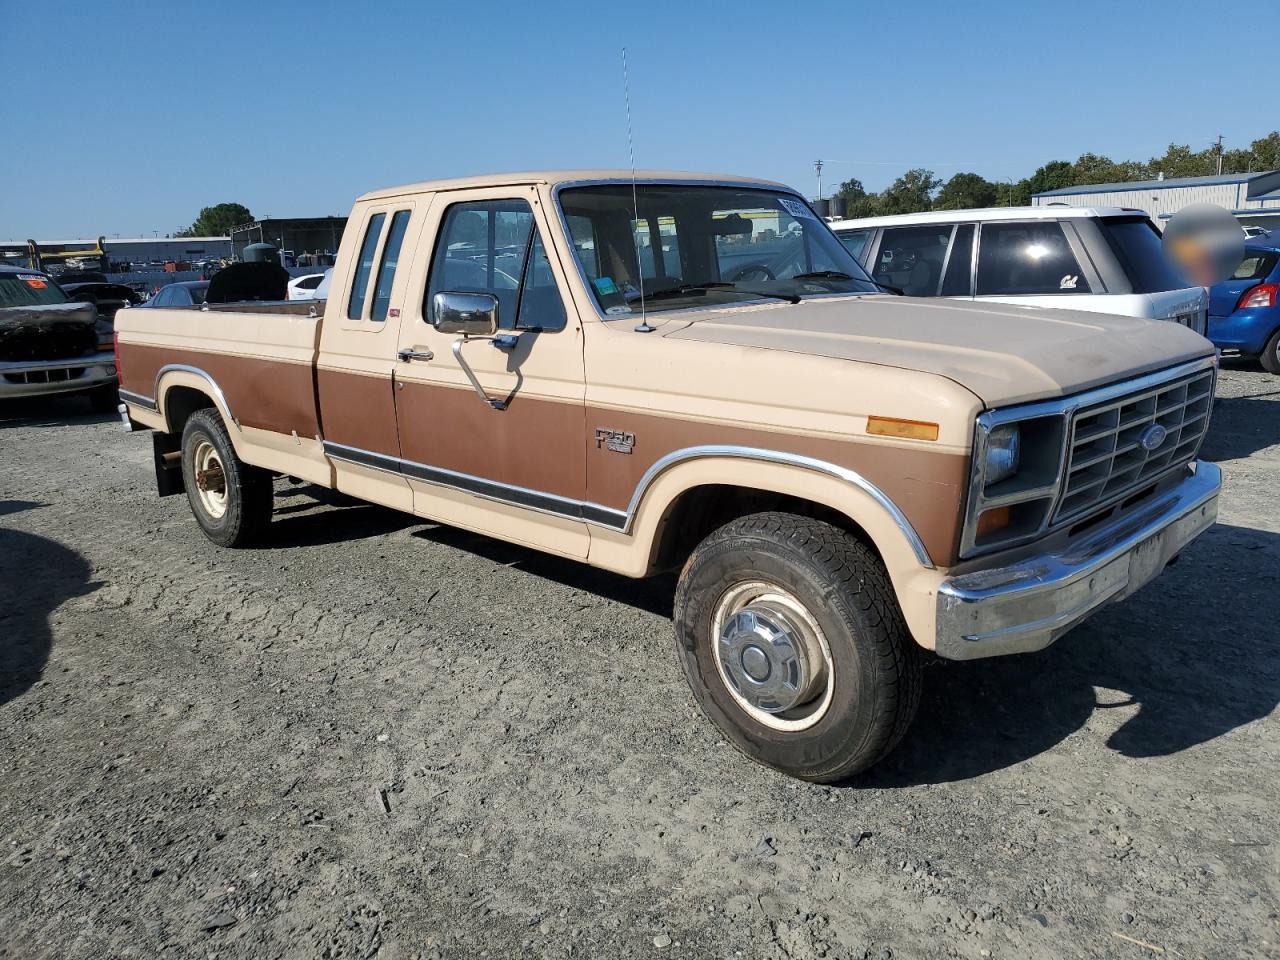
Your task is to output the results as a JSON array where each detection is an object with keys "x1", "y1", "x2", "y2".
[
  {"x1": 0, "y1": 351, "x2": 117, "y2": 399},
  {"x1": 935, "y1": 461, "x2": 1221, "y2": 660}
]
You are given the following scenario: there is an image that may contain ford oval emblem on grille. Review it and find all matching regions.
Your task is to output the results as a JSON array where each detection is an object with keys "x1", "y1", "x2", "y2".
[{"x1": 1139, "y1": 424, "x2": 1168, "y2": 451}]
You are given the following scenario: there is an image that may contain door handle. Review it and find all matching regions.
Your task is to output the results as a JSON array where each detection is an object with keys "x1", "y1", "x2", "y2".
[{"x1": 397, "y1": 348, "x2": 434, "y2": 362}]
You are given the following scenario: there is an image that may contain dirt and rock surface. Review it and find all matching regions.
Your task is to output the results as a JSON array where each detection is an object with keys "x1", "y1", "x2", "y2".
[{"x1": 1, "y1": 368, "x2": 1277, "y2": 960}]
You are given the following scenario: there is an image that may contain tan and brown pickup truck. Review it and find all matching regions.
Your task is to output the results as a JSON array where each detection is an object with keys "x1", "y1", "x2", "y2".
[{"x1": 115, "y1": 170, "x2": 1221, "y2": 782}]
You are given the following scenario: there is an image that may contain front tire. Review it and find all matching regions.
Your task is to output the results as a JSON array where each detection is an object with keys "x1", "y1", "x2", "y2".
[
  {"x1": 1260, "y1": 327, "x2": 1280, "y2": 375},
  {"x1": 180, "y1": 408, "x2": 272, "y2": 547},
  {"x1": 673, "y1": 512, "x2": 921, "y2": 782}
]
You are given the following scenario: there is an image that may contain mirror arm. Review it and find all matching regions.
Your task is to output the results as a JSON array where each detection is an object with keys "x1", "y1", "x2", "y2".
[{"x1": 451, "y1": 336, "x2": 510, "y2": 410}]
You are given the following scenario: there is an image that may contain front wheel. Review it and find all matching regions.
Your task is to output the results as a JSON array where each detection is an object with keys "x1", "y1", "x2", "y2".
[
  {"x1": 673, "y1": 512, "x2": 921, "y2": 782},
  {"x1": 1260, "y1": 327, "x2": 1280, "y2": 375},
  {"x1": 180, "y1": 408, "x2": 273, "y2": 547}
]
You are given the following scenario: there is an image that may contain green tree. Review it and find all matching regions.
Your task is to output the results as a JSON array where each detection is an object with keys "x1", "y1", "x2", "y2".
[
  {"x1": 179, "y1": 202, "x2": 253, "y2": 238},
  {"x1": 934, "y1": 172, "x2": 998, "y2": 210},
  {"x1": 1071, "y1": 152, "x2": 1148, "y2": 185},
  {"x1": 1248, "y1": 132, "x2": 1280, "y2": 171},
  {"x1": 877, "y1": 169, "x2": 941, "y2": 215},
  {"x1": 1148, "y1": 143, "x2": 1215, "y2": 179},
  {"x1": 1024, "y1": 161, "x2": 1074, "y2": 196},
  {"x1": 833, "y1": 177, "x2": 880, "y2": 218}
]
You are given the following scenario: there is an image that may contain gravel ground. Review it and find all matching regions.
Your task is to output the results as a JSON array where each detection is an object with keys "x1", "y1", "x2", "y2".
[{"x1": 1, "y1": 367, "x2": 1277, "y2": 960}]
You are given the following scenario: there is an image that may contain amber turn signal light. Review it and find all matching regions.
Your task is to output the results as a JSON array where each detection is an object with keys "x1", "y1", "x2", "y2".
[
  {"x1": 866, "y1": 416, "x2": 939, "y2": 442},
  {"x1": 976, "y1": 506, "x2": 1011, "y2": 537}
]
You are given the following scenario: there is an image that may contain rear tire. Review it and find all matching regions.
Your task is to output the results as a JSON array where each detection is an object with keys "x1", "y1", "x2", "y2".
[
  {"x1": 672, "y1": 512, "x2": 921, "y2": 783},
  {"x1": 1260, "y1": 327, "x2": 1280, "y2": 375},
  {"x1": 180, "y1": 408, "x2": 272, "y2": 547}
]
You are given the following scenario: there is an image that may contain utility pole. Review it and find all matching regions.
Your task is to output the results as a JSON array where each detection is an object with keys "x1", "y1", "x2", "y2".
[
  {"x1": 1214, "y1": 134, "x2": 1224, "y2": 176},
  {"x1": 814, "y1": 159, "x2": 824, "y2": 200}
]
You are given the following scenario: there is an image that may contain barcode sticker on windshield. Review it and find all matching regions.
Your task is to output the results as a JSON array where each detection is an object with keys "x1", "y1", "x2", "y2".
[{"x1": 779, "y1": 198, "x2": 817, "y2": 221}]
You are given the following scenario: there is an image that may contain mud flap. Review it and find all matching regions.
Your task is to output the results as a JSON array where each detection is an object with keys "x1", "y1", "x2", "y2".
[{"x1": 152, "y1": 432, "x2": 184, "y2": 497}]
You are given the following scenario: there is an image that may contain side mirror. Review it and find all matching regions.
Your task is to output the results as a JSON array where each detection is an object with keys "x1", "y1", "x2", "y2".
[{"x1": 432, "y1": 291, "x2": 499, "y2": 336}]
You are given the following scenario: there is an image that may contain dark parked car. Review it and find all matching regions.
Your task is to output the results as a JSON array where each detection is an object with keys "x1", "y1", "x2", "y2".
[
  {"x1": 144, "y1": 281, "x2": 210, "y2": 308},
  {"x1": 0, "y1": 265, "x2": 118, "y2": 410},
  {"x1": 1208, "y1": 234, "x2": 1280, "y2": 374}
]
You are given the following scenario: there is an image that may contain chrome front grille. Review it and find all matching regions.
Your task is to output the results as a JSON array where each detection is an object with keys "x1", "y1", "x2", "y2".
[
  {"x1": 1055, "y1": 367, "x2": 1214, "y2": 523},
  {"x1": 3, "y1": 367, "x2": 87, "y2": 385}
]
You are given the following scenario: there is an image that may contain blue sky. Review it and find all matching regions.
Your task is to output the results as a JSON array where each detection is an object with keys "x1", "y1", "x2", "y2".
[{"x1": 0, "y1": 0, "x2": 1262, "y2": 239}]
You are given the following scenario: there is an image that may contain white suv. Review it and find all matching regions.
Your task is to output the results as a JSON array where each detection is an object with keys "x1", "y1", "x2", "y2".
[{"x1": 828, "y1": 206, "x2": 1207, "y2": 334}]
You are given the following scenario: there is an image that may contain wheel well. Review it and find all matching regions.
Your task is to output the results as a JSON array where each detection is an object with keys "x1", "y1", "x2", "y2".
[
  {"x1": 648, "y1": 483, "x2": 879, "y2": 574},
  {"x1": 163, "y1": 385, "x2": 216, "y2": 435}
]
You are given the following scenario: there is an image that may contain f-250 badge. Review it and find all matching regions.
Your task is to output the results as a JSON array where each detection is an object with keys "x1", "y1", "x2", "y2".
[{"x1": 595, "y1": 428, "x2": 635, "y2": 454}]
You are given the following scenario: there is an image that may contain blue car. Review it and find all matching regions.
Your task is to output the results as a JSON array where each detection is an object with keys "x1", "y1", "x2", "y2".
[{"x1": 1209, "y1": 233, "x2": 1280, "y2": 373}]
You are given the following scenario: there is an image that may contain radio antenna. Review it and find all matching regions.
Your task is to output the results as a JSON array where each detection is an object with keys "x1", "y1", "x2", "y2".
[{"x1": 622, "y1": 47, "x2": 653, "y2": 333}]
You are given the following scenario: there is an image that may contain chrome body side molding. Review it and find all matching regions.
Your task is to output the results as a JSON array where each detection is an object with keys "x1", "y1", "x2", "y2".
[
  {"x1": 118, "y1": 388, "x2": 157, "y2": 411},
  {"x1": 322, "y1": 439, "x2": 933, "y2": 568}
]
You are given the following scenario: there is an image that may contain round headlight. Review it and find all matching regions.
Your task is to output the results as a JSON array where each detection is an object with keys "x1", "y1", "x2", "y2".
[{"x1": 985, "y1": 424, "x2": 1020, "y2": 485}]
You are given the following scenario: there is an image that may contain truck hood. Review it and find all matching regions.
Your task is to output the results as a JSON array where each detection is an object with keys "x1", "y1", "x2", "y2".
[
  {"x1": 0, "y1": 301, "x2": 97, "y2": 363},
  {"x1": 663, "y1": 295, "x2": 1214, "y2": 407}
]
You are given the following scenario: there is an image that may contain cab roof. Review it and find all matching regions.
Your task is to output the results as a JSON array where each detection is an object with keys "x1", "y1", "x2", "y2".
[{"x1": 358, "y1": 170, "x2": 793, "y2": 201}]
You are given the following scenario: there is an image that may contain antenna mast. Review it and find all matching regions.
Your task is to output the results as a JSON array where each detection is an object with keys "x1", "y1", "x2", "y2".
[{"x1": 622, "y1": 47, "x2": 653, "y2": 333}]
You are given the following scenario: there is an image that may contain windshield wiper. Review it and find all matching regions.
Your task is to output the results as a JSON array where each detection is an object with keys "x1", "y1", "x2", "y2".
[
  {"x1": 640, "y1": 282, "x2": 800, "y2": 304},
  {"x1": 792, "y1": 271, "x2": 904, "y2": 296}
]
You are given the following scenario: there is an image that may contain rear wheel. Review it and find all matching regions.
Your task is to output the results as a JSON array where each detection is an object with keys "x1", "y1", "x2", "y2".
[
  {"x1": 1260, "y1": 327, "x2": 1280, "y2": 375},
  {"x1": 180, "y1": 408, "x2": 272, "y2": 547},
  {"x1": 672, "y1": 512, "x2": 921, "y2": 782}
]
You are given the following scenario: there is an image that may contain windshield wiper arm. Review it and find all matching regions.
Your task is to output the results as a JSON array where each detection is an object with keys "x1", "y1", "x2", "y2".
[
  {"x1": 793, "y1": 271, "x2": 904, "y2": 295},
  {"x1": 641, "y1": 282, "x2": 800, "y2": 304}
]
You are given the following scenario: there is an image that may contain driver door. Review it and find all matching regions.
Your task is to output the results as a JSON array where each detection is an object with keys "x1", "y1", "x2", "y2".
[{"x1": 391, "y1": 186, "x2": 590, "y2": 559}]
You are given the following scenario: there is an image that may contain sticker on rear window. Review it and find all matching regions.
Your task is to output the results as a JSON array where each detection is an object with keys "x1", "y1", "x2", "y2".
[
  {"x1": 21, "y1": 276, "x2": 48, "y2": 288},
  {"x1": 778, "y1": 198, "x2": 817, "y2": 221}
]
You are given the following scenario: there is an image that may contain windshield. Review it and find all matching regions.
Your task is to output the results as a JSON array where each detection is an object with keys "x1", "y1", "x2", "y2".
[
  {"x1": 558, "y1": 184, "x2": 878, "y2": 316},
  {"x1": 1098, "y1": 217, "x2": 1189, "y2": 293},
  {"x1": 0, "y1": 273, "x2": 70, "y2": 308}
]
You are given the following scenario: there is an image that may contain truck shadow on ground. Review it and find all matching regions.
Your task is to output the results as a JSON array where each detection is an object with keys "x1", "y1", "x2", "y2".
[
  {"x1": 0, "y1": 395, "x2": 117, "y2": 429},
  {"x1": 0, "y1": 521, "x2": 98, "y2": 707},
  {"x1": 255, "y1": 485, "x2": 418, "y2": 548},
  {"x1": 1201, "y1": 393, "x2": 1280, "y2": 462},
  {"x1": 857, "y1": 521, "x2": 1280, "y2": 787},
  {"x1": 411, "y1": 523, "x2": 677, "y2": 619}
]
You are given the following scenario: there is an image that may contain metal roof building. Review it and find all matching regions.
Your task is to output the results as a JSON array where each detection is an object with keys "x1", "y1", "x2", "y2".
[{"x1": 1032, "y1": 170, "x2": 1280, "y2": 230}]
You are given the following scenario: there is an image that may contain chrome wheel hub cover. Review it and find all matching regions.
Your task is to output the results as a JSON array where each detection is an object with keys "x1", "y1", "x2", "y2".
[
  {"x1": 717, "y1": 605, "x2": 816, "y2": 713},
  {"x1": 711, "y1": 582, "x2": 834, "y2": 731}
]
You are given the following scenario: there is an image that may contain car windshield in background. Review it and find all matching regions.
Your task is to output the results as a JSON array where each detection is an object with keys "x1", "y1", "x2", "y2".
[
  {"x1": 557, "y1": 184, "x2": 878, "y2": 316},
  {"x1": 1098, "y1": 216, "x2": 1189, "y2": 293},
  {"x1": 0, "y1": 273, "x2": 69, "y2": 308},
  {"x1": 1231, "y1": 249, "x2": 1279, "y2": 281}
]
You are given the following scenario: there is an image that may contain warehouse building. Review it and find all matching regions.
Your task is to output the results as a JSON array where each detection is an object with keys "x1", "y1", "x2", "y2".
[
  {"x1": 1032, "y1": 170, "x2": 1280, "y2": 231},
  {"x1": 229, "y1": 217, "x2": 347, "y2": 265}
]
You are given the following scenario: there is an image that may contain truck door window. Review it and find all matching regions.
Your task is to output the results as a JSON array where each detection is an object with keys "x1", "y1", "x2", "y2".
[
  {"x1": 424, "y1": 201, "x2": 566, "y2": 332},
  {"x1": 941, "y1": 224, "x2": 975, "y2": 296},
  {"x1": 348, "y1": 212, "x2": 386, "y2": 319},
  {"x1": 873, "y1": 225, "x2": 953, "y2": 296},
  {"x1": 370, "y1": 210, "x2": 411, "y2": 322},
  {"x1": 976, "y1": 221, "x2": 1091, "y2": 295},
  {"x1": 515, "y1": 232, "x2": 567, "y2": 332},
  {"x1": 426, "y1": 200, "x2": 538, "y2": 328}
]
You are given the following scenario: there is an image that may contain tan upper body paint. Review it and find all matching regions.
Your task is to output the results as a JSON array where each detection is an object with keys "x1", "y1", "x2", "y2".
[{"x1": 115, "y1": 170, "x2": 1215, "y2": 650}]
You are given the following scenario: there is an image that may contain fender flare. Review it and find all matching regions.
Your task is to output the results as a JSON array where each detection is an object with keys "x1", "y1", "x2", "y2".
[
  {"x1": 622, "y1": 446, "x2": 936, "y2": 569},
  {"x1": 154, "y1": 364, "x2": 239, "y2": 435}
]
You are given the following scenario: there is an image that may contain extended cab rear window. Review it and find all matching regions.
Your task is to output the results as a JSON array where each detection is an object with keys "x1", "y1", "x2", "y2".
[
  {"x1": 1097, "y1": 216, "x2": 1188, "y2": 293},
  {"x1": 0, "y1": 274, "x2": 69, "y2": 307}
]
